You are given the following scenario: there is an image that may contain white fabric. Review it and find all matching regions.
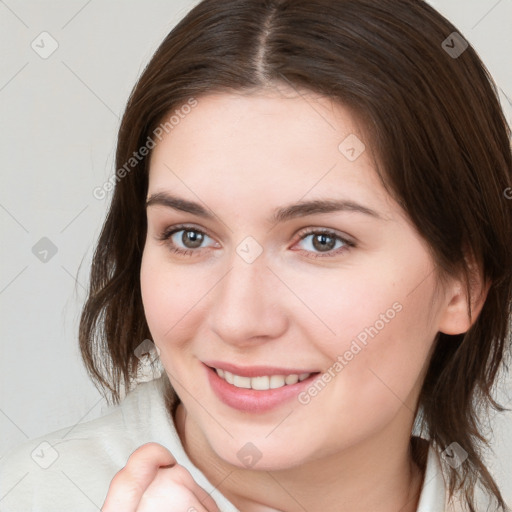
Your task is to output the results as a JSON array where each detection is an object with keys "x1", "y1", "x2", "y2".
[{"x1": 0, "y1": 376, "x2": 458, "y2": 511}]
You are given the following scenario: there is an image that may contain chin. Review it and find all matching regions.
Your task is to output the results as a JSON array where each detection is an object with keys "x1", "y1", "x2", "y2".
[{"x1": 210, "y1": 436, "x2": 316, "y2": 472}]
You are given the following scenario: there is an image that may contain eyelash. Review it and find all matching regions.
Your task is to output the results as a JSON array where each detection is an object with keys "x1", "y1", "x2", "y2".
[{"x1": 156, "y1": 223, "x2": 356, "y2": 259}]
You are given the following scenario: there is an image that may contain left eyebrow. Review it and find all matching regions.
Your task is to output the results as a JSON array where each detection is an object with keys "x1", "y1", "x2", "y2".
[
  {"x1": 145, "y1": 192, "x2": 385, "y2": 223},
  {"x1": 270, "y1": 198, "x2": 384, "y2": 223}
]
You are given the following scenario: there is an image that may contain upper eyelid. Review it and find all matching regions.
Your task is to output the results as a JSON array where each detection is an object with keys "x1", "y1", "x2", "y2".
[
  {"x1": 160, "y1": 223, "x2": 210, "y2": 238},
  {"x1": 160, "y1": 224, "x2": 354, "y2": 247},
  {"x1": 296, "y1": 226, "x2": 354, "y2": 241}
]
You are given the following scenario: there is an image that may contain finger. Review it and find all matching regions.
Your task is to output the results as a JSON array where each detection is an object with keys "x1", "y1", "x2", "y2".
[
  {"x1": 153, "y1": 465, "x2": 221, "y2": 512},
  {"x1": 138, "y1": 471, "x2": 212, "y2": 512},
  {"x1": 101, "y1": 443, "x2": 176, "y2": 512}
]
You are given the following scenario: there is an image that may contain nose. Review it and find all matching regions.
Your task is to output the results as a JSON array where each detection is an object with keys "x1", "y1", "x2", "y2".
[{"x1": 208, "y1": 249, "x2": 288, "y2": 347}]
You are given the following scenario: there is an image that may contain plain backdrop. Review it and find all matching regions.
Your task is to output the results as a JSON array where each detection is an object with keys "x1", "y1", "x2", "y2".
[{"x1": 1, "y1": 0, "x2": 511, "y2": 505}]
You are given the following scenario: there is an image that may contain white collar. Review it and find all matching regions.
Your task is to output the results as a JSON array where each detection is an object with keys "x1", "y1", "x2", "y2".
[{"x1": 416, "y1": 442, "x2": 449, "y2": 512}]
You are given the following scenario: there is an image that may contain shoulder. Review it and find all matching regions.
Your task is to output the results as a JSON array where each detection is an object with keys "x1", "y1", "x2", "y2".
[{"x1": 0, "y1": 378, "x2": 172, "y2": 512}]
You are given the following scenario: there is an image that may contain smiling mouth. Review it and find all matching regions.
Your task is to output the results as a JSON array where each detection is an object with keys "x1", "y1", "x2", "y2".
[
  {"x1": 210, "y1": 367, "x2": 320, "y2": 391},
  {"x1": 204, "y1": 363, "x2": 323, "y2": 412}
]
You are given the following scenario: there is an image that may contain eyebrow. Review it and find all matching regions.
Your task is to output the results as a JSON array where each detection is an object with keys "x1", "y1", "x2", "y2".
[{"x1": 145, "y1": 192, "x2": 384, "y2": 223}]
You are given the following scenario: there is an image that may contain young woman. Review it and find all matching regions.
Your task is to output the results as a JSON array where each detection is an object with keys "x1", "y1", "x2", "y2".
[{"x1": 1, "y1": 0, "x2": 511, "y2": 511}]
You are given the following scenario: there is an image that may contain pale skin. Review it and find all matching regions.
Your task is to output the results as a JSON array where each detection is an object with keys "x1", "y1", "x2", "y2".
[{"x1": 102, "y1": 85, "x2": 487, "y2": 512}]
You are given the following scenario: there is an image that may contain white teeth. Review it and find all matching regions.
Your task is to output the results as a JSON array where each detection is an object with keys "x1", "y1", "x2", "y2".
[
  {"x1": 233, "y1": 375, "x2": 251, "y2": 389},
  {"x1": 285, "y1": 374, "x2": 299, "y2": 385},
  {"x1": 251, "y1": 376, "x2": 270, "y2": 390},
  {"x1": 215, "y1": 368, "x2": 312, "y2": 390},
  {"x1": 269, "y1": 375, "x2": 286, "y2": 388}
]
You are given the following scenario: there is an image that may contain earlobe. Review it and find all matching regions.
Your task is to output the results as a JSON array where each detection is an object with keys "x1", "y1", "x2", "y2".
[{"x1": 437, "y1": 267, "x2": 490, "y2": 336}]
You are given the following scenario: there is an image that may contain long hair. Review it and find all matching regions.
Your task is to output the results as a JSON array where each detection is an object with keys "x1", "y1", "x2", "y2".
[{"x1": 79, "y1": 1, "x2": 512, "y2": 510}]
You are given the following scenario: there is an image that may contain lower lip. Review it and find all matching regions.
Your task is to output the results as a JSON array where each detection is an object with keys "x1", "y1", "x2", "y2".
[{"x1": 205, "y1": 364, "x2": 319, "y2": 413}]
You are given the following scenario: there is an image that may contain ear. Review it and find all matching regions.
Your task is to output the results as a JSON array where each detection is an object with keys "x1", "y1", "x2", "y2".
[{"x1": 437, "y1": 255, "x2": 490, "y2": 335}]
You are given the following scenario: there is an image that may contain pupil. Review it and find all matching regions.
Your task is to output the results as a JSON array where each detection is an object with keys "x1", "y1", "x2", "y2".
[
  {"x1": 183, "y1": 230, "x2": 203, "y2": 248},
  {"x1": 313, "y1": 234, "x2": 335, "y2": 252}
]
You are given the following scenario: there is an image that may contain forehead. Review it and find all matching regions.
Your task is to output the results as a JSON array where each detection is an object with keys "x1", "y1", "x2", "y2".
[
  {"x1": 151, "y1": 88, "x2": 359, "y2": 162},
  {"x1": 147, "y1": 89, "x2": 393, "y2": 217}
]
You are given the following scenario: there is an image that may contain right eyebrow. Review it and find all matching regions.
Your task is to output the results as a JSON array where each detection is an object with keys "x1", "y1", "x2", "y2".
[{"x1": 146, "y1": 192, "x2": 215, "y2": 219}]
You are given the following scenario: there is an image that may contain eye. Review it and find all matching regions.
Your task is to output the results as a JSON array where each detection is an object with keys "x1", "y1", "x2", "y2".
[
  {"x1": 293, "y1": 228, "x2": 355, "y2": 258},
  {"x1": 157, "y1": 224, "x2": 355, "y2": 259},
  {"x1": 157, "y1": 224, "x2": 217, "y2": 256}
]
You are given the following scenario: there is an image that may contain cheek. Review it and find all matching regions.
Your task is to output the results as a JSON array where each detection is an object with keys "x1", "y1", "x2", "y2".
[
  {"x1": 293, "y1": 253, "x2": 438, "y2": 422},
  {"x1": 302, "y1": 240, "x2": 438, "y2": 357},
  {"x1": 280, "y1": 255, "x2": 422, "y2": 359},
  {"x1": 140, "y1": 248, "x2": 210, "y2": 360}
]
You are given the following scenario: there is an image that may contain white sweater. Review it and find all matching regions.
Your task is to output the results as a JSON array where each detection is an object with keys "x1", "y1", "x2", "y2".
[{"x1": 0, "y1": 376, "x2": 455, "y2": 511}]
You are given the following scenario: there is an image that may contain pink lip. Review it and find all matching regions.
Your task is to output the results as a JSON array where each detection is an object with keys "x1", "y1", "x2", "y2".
[
  {"x1": 203, "y1": 363, "x2": 320, "y2": 413},
  {"x1": 203, "y1": 360, "x2": 318, "y2": 377}
]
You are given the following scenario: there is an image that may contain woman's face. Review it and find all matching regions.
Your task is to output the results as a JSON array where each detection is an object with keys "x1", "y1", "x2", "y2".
[{"x1": 140, "y1": 88, "x2": 452, "y2": 469}]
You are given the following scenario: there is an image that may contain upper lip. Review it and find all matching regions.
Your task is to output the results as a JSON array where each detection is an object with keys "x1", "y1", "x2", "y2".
[{"x1": 203, "y1": 361, "x2": 320, "y2": 377}]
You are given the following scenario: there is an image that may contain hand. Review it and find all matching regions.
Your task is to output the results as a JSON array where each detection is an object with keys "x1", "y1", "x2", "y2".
[{"x1": 101, "y1": 442, "x2": 221, "y2": 512}]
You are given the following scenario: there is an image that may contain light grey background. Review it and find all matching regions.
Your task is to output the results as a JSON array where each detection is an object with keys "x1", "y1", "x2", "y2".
[{"x1": 1, "y1": 0, "x2": 511, "y2": 505}]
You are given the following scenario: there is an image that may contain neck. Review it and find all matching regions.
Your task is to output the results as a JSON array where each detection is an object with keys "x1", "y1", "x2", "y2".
[{"x1": 173, "y1": 402, "x2": 427, "y2": 512}]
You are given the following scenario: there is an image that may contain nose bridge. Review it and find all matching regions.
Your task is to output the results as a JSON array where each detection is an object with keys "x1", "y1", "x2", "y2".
[
  {"x1": 225, "y1": 256, "x2": 263, "y2": 305},
  {"x1": 209, "y1": 243, "x2": 285, "y2": 342}
]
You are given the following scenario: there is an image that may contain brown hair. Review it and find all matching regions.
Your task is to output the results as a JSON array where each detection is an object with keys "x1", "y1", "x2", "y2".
[{"x1": 79, "y1": 0, "x2": 512, "y2": 510}]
